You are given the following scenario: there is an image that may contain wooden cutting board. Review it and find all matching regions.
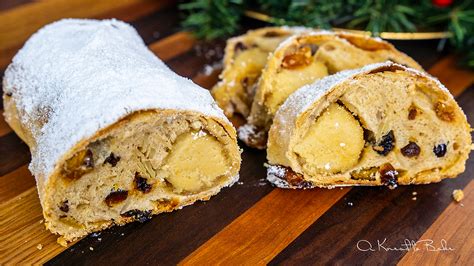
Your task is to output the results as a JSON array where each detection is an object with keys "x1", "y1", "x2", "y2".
[{"x1": 0, "y1": 0, "x2": 473, "y2": 264}]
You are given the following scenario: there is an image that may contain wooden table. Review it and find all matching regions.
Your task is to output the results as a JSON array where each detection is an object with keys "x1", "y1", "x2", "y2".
[{"x1": 0, "y1": 1, "x2": 473, "y2": 265}]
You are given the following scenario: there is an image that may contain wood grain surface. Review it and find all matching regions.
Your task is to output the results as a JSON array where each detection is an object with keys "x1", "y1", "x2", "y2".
[
  {"x1": 399, "y1": 180, "x2": 474, "y2": 266},
  {"x1": 0, "y1": 0, "x2": 472, "y2": 265}
]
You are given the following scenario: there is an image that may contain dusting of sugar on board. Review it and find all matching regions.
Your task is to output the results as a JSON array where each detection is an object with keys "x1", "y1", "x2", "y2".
[{"x1": 2, "y1": 19, "x2": 229, "y2": 182}]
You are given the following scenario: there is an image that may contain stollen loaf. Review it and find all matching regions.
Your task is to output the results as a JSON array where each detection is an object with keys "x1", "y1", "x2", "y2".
[
  {"x1": 2, "y1": 19, "x2": 241, "y2": 241},
  {"x1": 239, "y1": 31, "x2": 423, "y2": 149},
  {"x1": 267, "y1": 62, "x2": 471, "y2": 189},
  {"x1": 212, "y1": 27, "x2": 309, "y2": 119}
]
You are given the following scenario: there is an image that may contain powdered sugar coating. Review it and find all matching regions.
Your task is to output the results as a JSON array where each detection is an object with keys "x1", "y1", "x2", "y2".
[{"x1": 3, "y1": 19, "x2": 229, "y2": 179}]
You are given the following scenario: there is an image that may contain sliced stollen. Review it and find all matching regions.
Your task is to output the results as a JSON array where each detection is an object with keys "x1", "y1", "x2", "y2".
[
  {"x1": 212, "y1": 26, "x2": 310, "y2": 119},
  {"x1": 239, "y1": 31, "x2": 423, "y2": 149},
  {"x1": 2, "y1": 19, "x2": 241, "y2": 242},
  {"x1": 266, "y1": 62, "x2": 471, "y2": 189}
]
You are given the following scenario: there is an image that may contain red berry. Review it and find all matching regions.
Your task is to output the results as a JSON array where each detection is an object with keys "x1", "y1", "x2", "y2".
[{"x1": 432, "y1": 0, "x2": 453, "y2": 8}]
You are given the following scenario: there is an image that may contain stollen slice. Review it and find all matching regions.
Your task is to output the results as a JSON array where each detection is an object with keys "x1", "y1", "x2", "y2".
[
  {"x1": 266, "y1": 62, "x2": 471, "y2": 189},
  {"x1": 212, "y1": 26, "x2": 310, "y2": 119},
  {"x1": 239, "y1": 31, "x2": 423, "y2": 149}
]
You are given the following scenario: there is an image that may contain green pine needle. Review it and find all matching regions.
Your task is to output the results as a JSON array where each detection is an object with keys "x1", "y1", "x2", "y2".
[{"x1": 180, "y1": 0, "x2": 474, "y2": 68}]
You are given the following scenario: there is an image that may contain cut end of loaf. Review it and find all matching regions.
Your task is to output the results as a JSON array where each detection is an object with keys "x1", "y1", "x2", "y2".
[
  {"x1": 43, "y1": 110, "x2": 240, "y2": 241},
  {"x1": 212, "y1": 27, "x2": 298, "y2": 118},
  {"x1": 267, "y1": 67, "x2": 471, "y2": 188}
]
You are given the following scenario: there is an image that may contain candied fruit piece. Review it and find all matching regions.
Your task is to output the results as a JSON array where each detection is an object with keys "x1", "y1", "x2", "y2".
[
  {"x1": 62, "y1": 149, "x2": 94, "y2": 180},
  {"x1": 350, "y1": 167, "x2": 378, "y2": 180},
  {"x1": 281, "y1": 45, "x2": 312, "y2": 69},
  {"x1": 434, "y1": 102, "x2": 455, "y2": 122}
]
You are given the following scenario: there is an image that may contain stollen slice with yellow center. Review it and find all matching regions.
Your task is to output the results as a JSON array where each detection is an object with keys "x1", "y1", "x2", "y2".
[
  {"x1": 266, "y1": 62, "x2": 471, "y2": 189},
  {"x1": 239, "y1": 31, "x2": 423, "y2": 149}
]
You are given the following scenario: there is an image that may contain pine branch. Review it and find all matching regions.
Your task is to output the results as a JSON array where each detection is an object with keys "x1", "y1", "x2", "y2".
[
  {"x1": 180, "y1": 0, "x2": 245, "y2": 40},
  {"x1": 180, "y1": 0, "x2": 474, "y2": 68}
]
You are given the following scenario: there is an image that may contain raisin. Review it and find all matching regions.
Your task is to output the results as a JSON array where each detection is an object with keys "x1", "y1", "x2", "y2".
[
  {"x1": 5, "y1": 92, "x2": 12, "y2": 97},
  {"x1": 104, "y1": 152, "x2": 120, "y2": 167},
  {"x1": 433, "y1": 143, "x2": 447, "y2": 157},
  {"x1": 234, "y1": 42, "x2": 247, "y2": 53},
  {"x1": 408, "y1": 105, "x2": 418, "y2": 120},
  {"x1": 104, "y1": 190, "x2": 128, "y2": 207},
  {"x1": 59, "y1": 200, "x2": 69, "y2": 213},
  {"x1": 134, "y1": 173, "x2": 152, "y2": 193},
  {"x1": 379, "y1": 163, "x2": 398, "y2": 189},
  {"x1": 373, "y1": 130, "x2": 395, "y2": 156},
  {"x1": 434, "y1": 102, "x2": 455, "y2": 122},
  {"x1": 281, "y1": 45, "x2": 312, "y2": 69},
  {"x1": 401, "y1": 142, "x2": 420, "y2": 157},
  {"x1": 121, "y1": 209, "x2": 152, "y2": 223}
]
